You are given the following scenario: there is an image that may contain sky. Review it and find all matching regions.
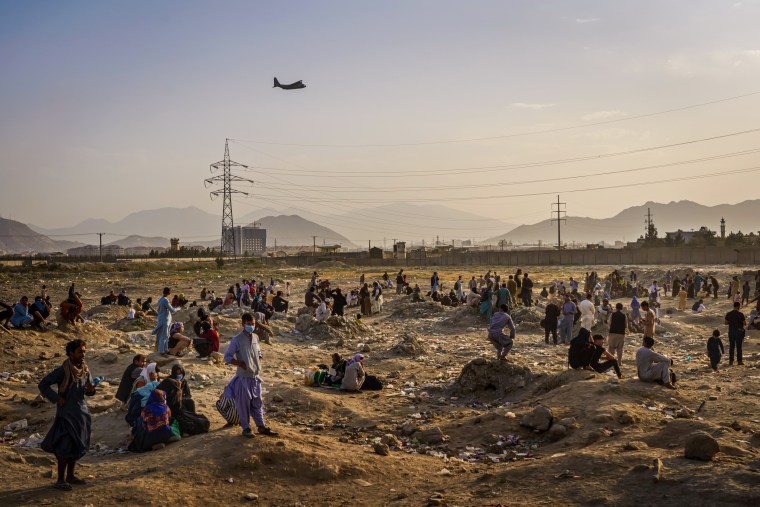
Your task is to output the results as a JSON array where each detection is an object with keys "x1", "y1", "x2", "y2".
[{"x1": 1, "y1": 0, "x2": 759, "y2": 242}]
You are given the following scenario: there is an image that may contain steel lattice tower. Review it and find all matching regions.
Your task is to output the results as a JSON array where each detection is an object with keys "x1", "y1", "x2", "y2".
[{"x1": 205, "y1": 139, "x2": 252, "y2": 257}]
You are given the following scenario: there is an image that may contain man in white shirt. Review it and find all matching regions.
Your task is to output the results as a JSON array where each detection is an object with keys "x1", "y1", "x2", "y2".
[{"x1": 579, "y1": 293, "x2": 596, "y2": 331}]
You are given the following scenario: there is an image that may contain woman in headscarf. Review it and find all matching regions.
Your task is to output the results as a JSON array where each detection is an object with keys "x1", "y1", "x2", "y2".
[
  {"x1": 157, "y1": 364, "x2": 209, "y2": 436},
  {"x1": 167, "y1": 322, "x2": 191, "y2": 357},
  {"x1": 677, "y1": 284, "x2": 688, "y2": 310},
  {"x1": 359, "y1": 283, "x2": 372, "y2": 316},
  {"x1": 630, "y1": 295, "x2": 641, "y2": 326},
  {"x1": 38, "y1": 339, "x2": 96, "y2": 490},
  {"x1": 133, "y1": 362, "x2": 159, "y2": 392},
  {"x1": 341, "y1": 354, "x2": 366, "y2": 391},
  {"x1": 129, "y1": 389, "x2": 176, "y2": 452},
  {"x1": 125, "y1": 364, "x2": 161, "y2": 427}
]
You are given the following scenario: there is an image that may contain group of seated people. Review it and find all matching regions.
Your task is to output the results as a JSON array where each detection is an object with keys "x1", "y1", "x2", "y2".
[
  {"x1": 310, "y1": 353, "x2": 383, "y2": 391},
  {"x1": 2, "y1": 283, "x2": 85, "y2": 330},
  {"x1": 100, "y1": 289, "x2": 132, "y2": 306},
  {"x1": 116, "y1": 356, "x2": 210, "y2": 452}
]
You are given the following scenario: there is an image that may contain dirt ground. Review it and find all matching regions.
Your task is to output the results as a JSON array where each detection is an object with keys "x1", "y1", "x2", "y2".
[{"x1": 1, "y1": 263, "x2": 759, "y2": 506}]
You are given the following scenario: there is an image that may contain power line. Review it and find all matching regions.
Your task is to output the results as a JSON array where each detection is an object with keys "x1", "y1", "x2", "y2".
[
  {"x1": 230, "y1": 126, "x2": 760, "y2": 178},
  {"x1": 228, "y1": 90, "x2": 760, "y2": 147}
]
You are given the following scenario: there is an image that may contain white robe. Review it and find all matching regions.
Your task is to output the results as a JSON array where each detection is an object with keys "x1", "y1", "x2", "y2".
[{"x1": 636, "y1": 347, "x2": 671, "y2": 384}]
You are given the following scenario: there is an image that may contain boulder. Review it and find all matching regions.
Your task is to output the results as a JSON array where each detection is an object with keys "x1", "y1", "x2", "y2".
[
  {"x1": 684, "y1": 431, "x2": 720, "y2": 461},
  {"x1": 520, "y1": 405, "x2": 553, "y2": 433},
  {"x1": 373, "y1": 443, "x2": 390, "y2": 456},
  {"x1": 546, "y1": 423, "x2": 567, "y2": 442},
  {"x1": 295, "y1": 314, "x2": 315, "y2": 333},
  {"x1": 413, "y1": 427, "x2": 446, "y2": 445},
  {"x1": 146, "y1": 352, "x2": 181, "y2": 369},
  {"x1": 389, "y1": 334, "x2": 427, "y2": 357},
  {"x1": 624, "y1": 441, "x2": 649, "y2": 451},
  {"x1": 381, "y1": 434, "x2": 401, "y2": 448},
  {"x1": 453, "y1": 358, "x2": 533, "y2": 395},
  {"x1": 101, "y1": 352, "x2": 119, "y2": 364},
  {"x1": 209, "y1": 351, "x2": 224, "y2": 365}
]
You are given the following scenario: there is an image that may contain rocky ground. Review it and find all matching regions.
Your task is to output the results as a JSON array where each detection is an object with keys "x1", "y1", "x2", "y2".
[{"x1": 0, "y1": 264, "x2": 758, "y2": 506}]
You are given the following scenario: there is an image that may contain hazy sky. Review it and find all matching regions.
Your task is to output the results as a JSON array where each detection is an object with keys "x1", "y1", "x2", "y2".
[{"x1": 1, "y1": 0, "x2": 759, "y2": 241}]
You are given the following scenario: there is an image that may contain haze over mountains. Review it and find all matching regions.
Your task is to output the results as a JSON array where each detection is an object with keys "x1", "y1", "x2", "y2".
[
  {"x1": 485, "y1": 200, "x2": 760, "y2": 246},
  {"x1": 3, "y1": 200, "x2": 759, "y2": 254}
]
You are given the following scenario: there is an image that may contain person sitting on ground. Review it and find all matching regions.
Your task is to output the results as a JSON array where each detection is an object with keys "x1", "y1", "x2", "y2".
[
  {"x1": 157, "y1": 365, "x2": 209, "y2": 436},
  {"x1": 29, "y1": 295, "x2": 51, "y2": 330},
  {"x1": 488, "y1": 304, "x2": 516, "y2": 361},
  {"x1": 141, "y1": 297, "x2": 156, "y2": 314},
  {"x1": 222, "y1": 288, "x2": 236, "y2": 308},
  {"x1": 692, "y1": 298, "x2": 706, "y2": 314},
  {"x1": 316, "y1": 299, "x2": 332, "y2": 322},
  {"x1": 10, "y1": 296, "x2": 34, "y2": 329},
  {"x1": 328, "y1": 353, "x2": 347, "y2": 384},
  {"x1": 167, "y1": 322, "x2": 191, "y2": 357},
  {"x1": 101, "y1": 290, "x2": 118, "y2": 305},
  {"x1": 116, "y1": 354, "x2": 147, "y2": 403},
  {"x1": 590, "y1": 334, "x2": 622, "y2": 378},
  {"x1": 117, "y1": 290, "x2": 131, "y2": 306},
  {"x1": 133, "y1": 363, "x2": 160, "y2": 392},
  {"x1": 194, "y1": 320, "x2": 220, "y2": 358},
  {"x1": 128, "y1": 389, "x2": 178, "y2": 452},
  {"x1": 0, "y1": 300, "x2": 13, "y2": 328},
  {"x1": 272, "y1": 291, "x2": 289, "y2": 313},
  {"x1": 707, "y1": 329, "x2": 724, "y2": 373},
  {"x1": 748, "y1": 309, "x2": 760, "y2": 330},
  {"x1": 412, "y1": 284, "x2": 425, "y2": 302},
  {"x1": 568, "y1": 328, "x2": 595, "y2": 370},
  {"x1": 340, "y1": 354, "x2": 366, "y2": 391},
  {"x1": 200, "y1": 288, "x2": 207, "y2": 301},
  {"x1": 635, "y1": 336, "x2": 675, "y2": 389},
  {"x1": 59, "y1": 287, "x2": 84, "y2": 325},
  {"x1": 431, "y1": 290, "x2": 441, "y2": 302},
  {"x1": 465, "y1": 287, "x2": 481, "y2": 308},
  {"x1": 171, "y1": 293, "x2": 188, "y2": 309}
]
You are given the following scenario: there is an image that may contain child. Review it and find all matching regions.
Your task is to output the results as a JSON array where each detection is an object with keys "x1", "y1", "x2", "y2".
[{"x1": 707, "y1": 329, "x2": 724, "y2": 372}]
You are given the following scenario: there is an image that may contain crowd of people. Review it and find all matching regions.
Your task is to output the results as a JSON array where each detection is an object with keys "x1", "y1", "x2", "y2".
[{"x1": 24, "y1": 266, "x2": 760, "y2": 492}]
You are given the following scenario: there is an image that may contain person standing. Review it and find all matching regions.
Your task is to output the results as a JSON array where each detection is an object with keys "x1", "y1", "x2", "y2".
[
  {"x1": 507, "y1": 276, "x2": 518, "y2": 306},
  {"x1": 496, "y1": 283, "x2": 511, "y2": 313},
  {"x1": 706, "y1": 330, "x2": 724, "y2": 372},
  {"x1": 559, "y1": 294, "x2": 577, "y2": 345},
  {"x1": 38, "y1": 339, "x2": 96, "y2": 491},
  {"x1": 742, "y1": 281, "x2": 751, "y2": 306},
  {"x1": 455, "y1": 276, "x2": 464, "y2": 302},
  {"x1": 724, "y1": 301, "x2": 746, "y2": 366},
  {"x1": 223, "y1": 313, "x2": 278, "y2": 438},
  {"x1": 544, "y1": 299, "x2": 560, "y2": 345},
  {"x1": 153, "y1": 287, "x2": 178, "y2": 355},
  {"x1": 488, "y1": 304, "x2": 516, "y2": 361},
  {"x1": 710, "y1": 276, "x2": 719, "y2": 299},
  {"x1": 430, "y1": 272, "x2": 439, "y2": 293},
  {"x1": 607, "y1": 303, "x2": 628, "y2": 365},
  {"x1": 521, "y1": 273, "x2": 534, "y2": 307},
  {"x1": 677, "y1": 284, "x2": 687, "y2": 310},
  {"x1": 641, "y1": 301, "x2": 656, "y2": 338},
  {"x1": 395, "y1": 270, "x2": 405, "y2": 295},
  {"x1": 579, "y1": 293, "x2": 596, "y2": 331}
]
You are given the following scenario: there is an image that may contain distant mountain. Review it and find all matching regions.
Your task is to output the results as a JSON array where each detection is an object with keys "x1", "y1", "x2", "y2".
[
  {"x1": 0, "y1": 217, "x2": 69, "y2": 254},
  {"x1": 251, "y1": 215, "x2": 358, "y2": 248},
  {"x1": 325, "y1": 203, "x2": 517, "y2": 244},
  {"x1": 30, "y1": 206, "x2": 222, "y2": 244},
  {"x1": 106, "y1": 235, "x2": 172, "y2": 249},
  {"x1": 485, "y1": 200, "x2": 760, "y2": 245}
]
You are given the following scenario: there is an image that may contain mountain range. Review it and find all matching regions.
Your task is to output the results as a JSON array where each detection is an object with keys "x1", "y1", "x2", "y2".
[{"x1": 485, "y1": 200, "x2": 760, "y2": 246}]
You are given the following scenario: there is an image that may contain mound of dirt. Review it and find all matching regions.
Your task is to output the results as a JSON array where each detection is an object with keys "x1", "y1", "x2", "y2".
[
  {"x1": 388, "y1": 333, "x2": 427, "y2": 356},
  {"x1": 303, "y1": 316, "x2": 372, "y2": 345},
  {"x1": 439, "y1": 305, "x2": 482, "y2": 329},
  {"x1": 453, "y1": 357, "x2": 533, "y2": 395},
  {"x1": 391, "y1": 300, "x2": 446, "y2": 319}
]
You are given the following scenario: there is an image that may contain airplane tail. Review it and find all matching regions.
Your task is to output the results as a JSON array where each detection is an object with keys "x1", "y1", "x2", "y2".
[{"x1": 273, "y1": 77, "x2": 280, "y2": 88}]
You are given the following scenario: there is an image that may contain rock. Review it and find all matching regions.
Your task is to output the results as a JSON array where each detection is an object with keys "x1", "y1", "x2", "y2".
[
  {"x1": 103, "y1": 394, "x2": 114, "y2": 400},
  {"x1": 109, "y1": 336, "x2": 126, "y2": 347},
  {"x1": 624, "y1": 441, "x2": 649, "y2": 451},
  {"x1": 546, "y1": 424, "x2": 567, "y2": 442},
  {"x1": 89, "y1": 399, "x2": 119, "y2": 414},
  {"x1": 413, "y1": 427, "x2": 446, "y2": 444},
  {"x1": 101, "y1": 352, "x2": 118, "y2": 364},
  {"x1": 401, "y1": 421, "x2": 419, "y2": 436},
  {"x1": 592, "y1": 412, "x2": 613, "y2": 423},
  {"x1": 4, "y1": 419, "x2": 28, "y2": 431},
  {"x1": 585, "y1": 431, "x2": 602, "y2": 445},
  {"x1": 684, "y1": 431, "x2": 720, "y2": 461},
  {"x1": 373, "y1": 442, "x2": 390, "y2": 456},
  {"x1": 243, "y1": 493, "x2": 259, "y2": 501},
  {"x1": 286, "y1": 316, "x2": 297, "y2": 323},
  {"x1": 558, "y1": 417, "x2": 577, "y2": 428},
  {"x1": 520, "y1": 405, "x2": 553, "y2": 433},
  {"x1": 676, "y1": 408, "x2": 694, "y2": 419},
  {"x1": 389, "y1": 334, "x2": 427, "y2": 357},
  {"x1": 5, "y1": 453, "x2": 25, "y2": 464},
  {"x1": 271, "y1": 393, "x2": 284, "y2": 403},
  {"x1": 730, "y1": 420, "x2": 742, "y2": 431},
  {"x1": 381, "y1": 434, "x2": 401, "y2": 447},
  {"x1": 295, "y1": 314, "x2": 315, "y2": 333},
  {"x1": 454, "y1": 358, "x2": 533, "y2": 395},
  {"x1": 297, "y1": 306, "x2": 313, "y2": 316},
  {"x1": 209, "y1": 351, "x2": 224, "y2": 365},
  {"x1": 720, "y1": 444, "x2": 752, "y2": 457},
  {"x1": 358, "y1": 343, "x2": 371, "y2": 353},
  {"x1": 708, "y1": 395, "x2": 718, "y2": 401},
  {"x1": 618, "y1": 412, "x2": 637, "y2": 425}
]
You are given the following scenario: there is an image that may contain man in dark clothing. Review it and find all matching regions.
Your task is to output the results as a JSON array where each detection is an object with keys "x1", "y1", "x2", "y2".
[
  {"x1": 395, "y1": 271, "x2": 404, "y2": 295},
  {"x1": 590, "y1": 334, "x2": 622, "y2": 378},
  {"x1": 522, "y1": 273, "x2": 534, "y2": 307},
  {"x1": 725, "y1": 302, "x2": 746, "y2": 365},
  {"x1": 115, "y1": 354, "x2": 146, "y2": 403},
  {"x1": 272, "y1": 291, "x2": 289, "y2": 313},
  {"x1": 305, "y1": 287, "x2": 321, "y2": 309},
  {"x1": 710, "y1": 276, "x2": 719, "y2": 299},
  {"x1": 330, "y1": 288, "x2": 348, "y2": 316},
  {"x1": 544, "y1": 300, "x2": 560, "y2": 345},
  {"x1": 607, "y1": 303, "x2": 628, "y2": 364},
  {"x1": 0, "y1": 300, "x2": 12, "y2": 328},
  {"x1": 707, "y1": 329, "x2": 724, "y2": 372},
  {"x1": 38, "y1": 339, "x2": 96, "y2": 491},
  {"x1": 568, "y1": 328, "x2": 595, "y2": 369}
]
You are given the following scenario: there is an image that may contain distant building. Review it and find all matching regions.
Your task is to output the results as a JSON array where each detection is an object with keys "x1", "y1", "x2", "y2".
[
  {"x1": 67, "y1": 245, "x2": 99, "y2": 257},
  {"x1": 393, "y1": 241, "x2": 406, "y2": 259},
  {"x1": 124, "y1": 246, "x2": 152, "y2": 257},
  {"x1": 317, "y1": 245, "x2": 341, "y2": 254},
  {"x1": 170, "y1": 238, "x2": 180, "y2": 252},
  {"x1": 230, "y1": 225, "x2": 267, "y2": 256},
  {"x1": 664, "y1": 226, "x2": 716, "y2": 245},
  {"x1": 102, "y1": 245, "x2": 124, "y2": 257}
]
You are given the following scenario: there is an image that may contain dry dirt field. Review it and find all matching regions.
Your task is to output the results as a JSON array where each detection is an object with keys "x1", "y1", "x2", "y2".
[{"x1": 1, "y1": 262, "x2": 759, "y2": 506}]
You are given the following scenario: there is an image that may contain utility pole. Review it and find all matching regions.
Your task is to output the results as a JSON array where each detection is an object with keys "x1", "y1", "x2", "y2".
[
  {"x1": 551, "y1": 195, "x2": 566, "y2": 263},
  {"x1": 205, "y1": 139, "x2": 252, "y2": 258},
  {"x1": 97, "y1": 232, "x2": 105, "y2": 262},
  {"x1": 313, "y1": 236, "x2": 317, "y2": 256}
]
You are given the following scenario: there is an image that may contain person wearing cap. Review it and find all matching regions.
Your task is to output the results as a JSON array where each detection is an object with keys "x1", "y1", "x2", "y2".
[
  {"x1": 340, "y1": 354, "x2": 366, "y2": 391},
  {"x1": 223, "y1": 313, "x2": 278, "y2": 438}
]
